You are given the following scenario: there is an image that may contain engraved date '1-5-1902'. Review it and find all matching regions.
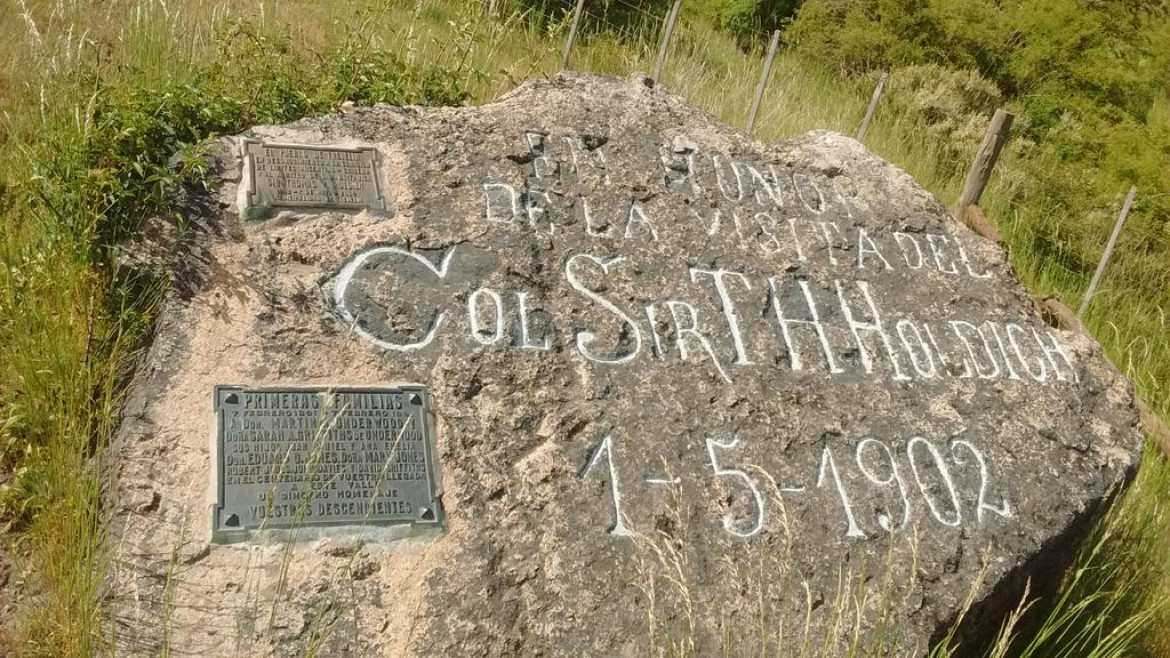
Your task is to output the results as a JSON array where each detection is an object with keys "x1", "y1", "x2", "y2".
[{"x1": 581, "y1": 431, "x2": 1011, "y2": 540}]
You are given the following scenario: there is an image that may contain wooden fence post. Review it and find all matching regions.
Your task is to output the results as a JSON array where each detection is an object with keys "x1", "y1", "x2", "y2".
[
  {"x1": 856, "y1": 72, "x2": 888, "y2": 143},
  {"x1": 746, "y1": 30, "x2": 781, "y2": 136},
  {"x1": 652, "y1": 0, "x2": 683, "y2": 82},
  {"x1": 956, "y1": 108, "x2": 1014, "y2": 220},
  {"x1": 561, "y1": 0, "x2": 587, "y2": 71},
  {"x1": 1078, "y1": 186, "x2": 1138, "y2": 317}
]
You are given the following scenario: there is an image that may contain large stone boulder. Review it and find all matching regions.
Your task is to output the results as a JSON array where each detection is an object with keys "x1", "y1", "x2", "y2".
[{"x1": 110, "y1": 73, "x2": 1141, "y2": 657}]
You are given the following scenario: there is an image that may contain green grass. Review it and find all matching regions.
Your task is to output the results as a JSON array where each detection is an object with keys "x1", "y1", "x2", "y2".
[{"x1": 0, "y1": 1, "x2": 1166, "y2": 656}]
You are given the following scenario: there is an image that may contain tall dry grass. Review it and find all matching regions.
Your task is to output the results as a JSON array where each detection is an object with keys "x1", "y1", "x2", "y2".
[{"x1": 0, "y1": 1, "x2": 1165, "y2": 656}]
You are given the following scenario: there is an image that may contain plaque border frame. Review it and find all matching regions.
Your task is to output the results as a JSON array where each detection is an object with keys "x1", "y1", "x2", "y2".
[
  {"x1": 210, "y1": 385, "x2": 443, "y2": 543},
  {"x1": 240, "y1": 138, "x2": 389, "y2": 213}
]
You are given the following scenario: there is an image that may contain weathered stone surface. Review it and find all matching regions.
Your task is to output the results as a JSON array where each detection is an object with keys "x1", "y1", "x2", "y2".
[{"x1": 110, "y1": 73, "x2": 1141, "y2": 657}]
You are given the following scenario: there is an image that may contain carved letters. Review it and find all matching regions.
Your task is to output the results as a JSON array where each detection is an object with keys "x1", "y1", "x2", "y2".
[{"x1": 324, "y1": 132, "x2": 1074, "y2": 542}]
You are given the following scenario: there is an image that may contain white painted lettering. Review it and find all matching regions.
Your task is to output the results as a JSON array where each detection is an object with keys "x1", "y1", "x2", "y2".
[
  {"x1": 644, "y1": 304, "x2": 666, "y2": 360},
  {"x1": 816, "y1": 221, "x2": 843, "y2": 265},
  {"x1": 1007, "y1": 323, "x2": 1046, "y2": 381},
  {"x1": 835, "y1": 280, "x2": 910, "y2": 380},
  {"x1": 741, "y1": 163, "x2": 783, "y2": 207},
  {"x1": 896, "y1": 319, "x2": 937, "y2": 378},
  {"x1": 582, "y1": 435, "x2": 633, "y2": 536},
  {"x1": 752, "y1": 212, "x2": 784, "y2": 255},
  {"x1": 623, "y1": 202, "x2": 659, "y2": 241},
  {"x1": 857, "y1": 228, "x2": 893, "y2": 270},
  {"x1": 950, "y1": 439, "x2": 1012, "y2": 522},
  {"x1": 907, "y1": 437, "x2": 961, "y2": 527},
  {"x1": 984, "y1": 322, "x2": 1020, "y2": 380},
  {"x1": 926, "y1": 234, "x2": 960, "y2": 275},
  {"x1": 483, "y1": 183, "x2": 519, "y2": 223},
  {"x1": 705, "y1": 436, "x2": 765, "y2": 538},
  {"x1": 468, "y1": 288, "x2": 504, "y2": 345},
  {"x1": 949, "y1": 320, "x2": 1000, "y2": 379},
  {"x1": 1033, "y1": 329, "x2": 1079, "y2": 382},
  {"x1": 856, "y1": 438, "x2": 911, "y2": 532},
  {"x1": 818, "y1": 446, "x2": 865, "y2": 538},
  {"x1": 515, "y1": 291, "x2": 549, "y2": 350},
  {"x1": 565, "y1": 254, "x2": 642, "y2": 364},
  {"x1": 665, "y1": 300, "x2": 732, "y2": 383},
  {"x1": 691, "y1": 207, "x2": 725, "y2": 237},
  {"x1": 893, "y1": 232, "x2": 924, "y2": 269},
  {"x1": 768, "y1": 277, "x2": 843, "y2": 373},
  {"x1": 922, "y1": 322, "x2": 959, "y2": 376},
  {"x1": 713, "y1": 155, "x2": 745, "y2": 202},
  {"x1": 691, "y1": 267, "x2": 755, "y2": 366},
  {"x1": 332, "y1": 246, "x2": 457, "y2": 352}
]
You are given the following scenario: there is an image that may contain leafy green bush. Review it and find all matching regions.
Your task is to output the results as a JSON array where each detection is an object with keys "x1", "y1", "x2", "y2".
[
  {"x1": 505, "y1": 0, "x2": 674, "y2": 33},
  {"x1": 0, "y1": 17, "x2": 471, "y2": 655},
  {"x1": 696, "y1": 0, "x2": 803, "y2": 43},
  {"x1": 883, "y1": 65, "x2": 1010, "y2": 174},
  {"x1": 14, "y1": 20, "x2": 469, "y2": 255},
  {"x1": 785, "y1": 0, "x2": 1170, "y2": 122},
  {"x1": 785, "y1": 0, "x2": 1170, "y2": 305}
]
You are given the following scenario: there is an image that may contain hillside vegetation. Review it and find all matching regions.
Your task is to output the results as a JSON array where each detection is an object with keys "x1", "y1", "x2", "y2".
[{"x1": 0, "y1": 1, "x2": 1166, "y2": 656}]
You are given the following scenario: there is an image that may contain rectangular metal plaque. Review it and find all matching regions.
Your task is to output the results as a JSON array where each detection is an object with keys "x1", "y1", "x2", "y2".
[
  {"x1": 212, "y1": 386, "x2": 442, "y2": 542},
  {"x1": 242, "y1": 139, "x2": 388, "y2": 212}
]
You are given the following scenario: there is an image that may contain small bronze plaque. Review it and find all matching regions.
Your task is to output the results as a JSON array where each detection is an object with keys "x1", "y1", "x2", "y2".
[
  {"x1": 242, "y1": 139, "x2": 387, "y2": 212},
  {"x1": 212, "y1": 386, "x2": 442, "y2": 542}
]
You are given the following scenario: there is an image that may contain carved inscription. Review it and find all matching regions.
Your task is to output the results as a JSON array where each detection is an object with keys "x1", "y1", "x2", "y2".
[
  {"x1": 583, "y1": 430, "x2": 1012, "y2": 540},
  {"x1": 324, "y1": 131, "x2": 1085, "y2": 546},
  {"x1": 242, "y1": 140, "x2": 387, "y2": 211},
  {"x1": 330, "y1": 134, "x2": 1080, "y2": 387},
  {"x1": 332, "y1": 243, "x2": 1077, "y2": 385},
  {"x1": 212, "y1": 386, "x2": 441, "y2": 542}
]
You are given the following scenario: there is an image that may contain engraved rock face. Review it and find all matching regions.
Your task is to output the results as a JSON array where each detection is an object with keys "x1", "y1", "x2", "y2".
[{"x1": 111, "y1": 73, "x2": 1141, "y2": 658}]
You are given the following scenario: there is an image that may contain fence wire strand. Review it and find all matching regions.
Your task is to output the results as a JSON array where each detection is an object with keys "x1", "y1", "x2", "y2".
[{"x1": 551, "y1": 0, "x2": 1166, "y2": 332}]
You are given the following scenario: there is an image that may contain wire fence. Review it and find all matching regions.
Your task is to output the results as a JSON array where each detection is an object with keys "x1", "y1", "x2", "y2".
[
  {"x1": 473, "y1": 0, "x2": 1164, "y2": 375},
  {"x1": 550, "y1": 1, "x2": 1162, "y2": 327}
]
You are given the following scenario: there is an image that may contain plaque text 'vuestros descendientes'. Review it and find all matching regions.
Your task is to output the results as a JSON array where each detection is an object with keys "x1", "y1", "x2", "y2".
[{"x1": 212, "y1": 386, "x2": 442, "y2": 542}]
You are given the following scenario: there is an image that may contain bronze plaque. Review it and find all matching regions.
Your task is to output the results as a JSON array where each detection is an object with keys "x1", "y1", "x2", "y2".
[
  {"x1": 242, "y1": 139, "x2": 387, "y2": 212},
  {"x1": 212, "y1": 386, "x2": 442, "y2": 543}
]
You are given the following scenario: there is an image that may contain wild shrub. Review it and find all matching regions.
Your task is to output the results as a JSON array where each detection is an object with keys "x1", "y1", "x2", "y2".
[
  {"x1": 11, "y1": 19, "x2": 469, "y2": 264},
  {"x1": 785, "y1": 0, "x2": 1170, "y2": 359},
  {"x1": 881, "y1": 65, "x2": 1010, "y2": 175},
  {"x1": 502, "y1": 0, "x2": 674, "y2": 34},
  {"x1": 0, "y1": 16, "x2": 470, "y2": 656}
]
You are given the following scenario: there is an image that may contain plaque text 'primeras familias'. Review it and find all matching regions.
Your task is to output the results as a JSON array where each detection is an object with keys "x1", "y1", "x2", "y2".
[
  {"x1": 212, "y1": 386, "x2": 442, "y2": 542},
  {"x1": 242, "y1": 140, "x2": 388, "y2": 211}
]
